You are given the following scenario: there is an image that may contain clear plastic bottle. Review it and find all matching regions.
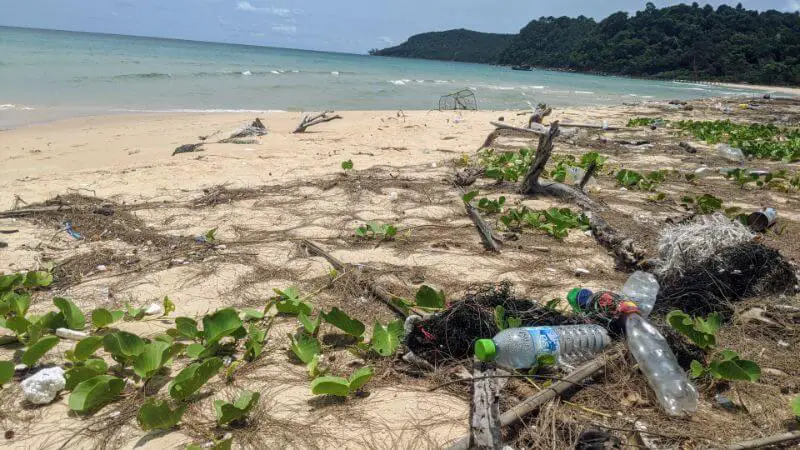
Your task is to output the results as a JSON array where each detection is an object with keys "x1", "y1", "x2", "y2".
[
  {"x1": 625, "y1": 314, "x2": 699, "y2": 416},
  {"x1": 474, "y1": 325, "x2": 610, "y2": 369},
  {"x1": 621, "y1": 271, "x2": 659, "y2": 317}
]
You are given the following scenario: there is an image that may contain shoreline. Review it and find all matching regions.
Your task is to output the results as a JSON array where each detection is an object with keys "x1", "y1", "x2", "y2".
[{"x1": 2, "y1": 89, "x2": 798, "y2": 132}]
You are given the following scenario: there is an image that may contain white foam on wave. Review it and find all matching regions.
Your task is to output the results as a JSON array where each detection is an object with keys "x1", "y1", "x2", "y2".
[
  {"x1": 270, "y1": 70, "x2": 281, "y2": 75},
  {"x1": 0, "y1": 104, "x2": 34, "y2": 111},
  {"x1": 485, "y1": 85, "x2": 515, "y2": 91},
  {"x1": 241, "y1": 71, "x2": 252, "y2": 76},
  {"x1": 118, "y1": 108, "x2": 287, "y2": 113},
  {"x1": 389, "y1": 79, "x2": 411, "y2": 85},
  {"x1": 574, "y1": 90, "x2": 595, "y2": 95},
  {"x1": 331, "y1": 71, "x2": 339, "y2": 75},
  {"x1": 434, "y1": 80, "x2": 449, "y2": 84}
]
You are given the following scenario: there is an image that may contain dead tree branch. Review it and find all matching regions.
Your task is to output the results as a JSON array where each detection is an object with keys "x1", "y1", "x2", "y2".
[
  {"x1": 725, "y1": 431, "x2": 800, "y2": 450},
  {"x1": 294, "y1": 111, "x2": 343, "y2": 133},
  {"x1": 579, "y1": 162, "x2": 598, "y2": 191},
  {"x1": 528, "y1": 106, "x2": 552, "y2": 127},
  {"x1": 521, "y1": 121, "x2": 560, "y2": 194},
  {"x1": 465, "y1": 202, "x2": 502, "y2": 252},
  {"x1": 489, "y1": 121, "x2": 548, "y2": 136},
  {"x1": 300, "y1": 240, "x2": 410, "y2": 317}
]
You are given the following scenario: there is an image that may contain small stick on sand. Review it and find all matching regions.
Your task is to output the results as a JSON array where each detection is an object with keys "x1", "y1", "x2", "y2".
[
  {"x1": 294, "y1": 111, "x2": 343, "y2": 133},
  {"x1": 300, "y1": 239, "x2": 410, "y2": 317},
  {"x1": 465, "y1": 201, "x2": 502, "y2": 252},
  {"x1": 725, "y1": 430, "x2": 800, "y2": 450}
]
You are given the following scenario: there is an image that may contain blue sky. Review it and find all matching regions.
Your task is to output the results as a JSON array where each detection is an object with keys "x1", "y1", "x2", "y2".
[{"x1": 1, "y1": 0, "x2": 798, "y2": 53}]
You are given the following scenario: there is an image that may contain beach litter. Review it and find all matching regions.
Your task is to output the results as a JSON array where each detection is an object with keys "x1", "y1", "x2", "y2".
[
  {"x1": 64, "y1": 221, "x2": 83, "y2": 240},
  {"x1": 21, "y1": 367, "x2": 66, "y2": 405},
  {"x1": 746, "y1": 207, "x2": 777, "y2": 232}
]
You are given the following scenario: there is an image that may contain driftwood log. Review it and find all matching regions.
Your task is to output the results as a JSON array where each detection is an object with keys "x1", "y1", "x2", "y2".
[
  {"x1": 449, "y1": 355, "x2": 615, "y2": 450},
  {"x1": 294, "y1": 111, "x2": 343, "y2": 133},
  {"x1": 515, "y1": 120, "x2": 646, "y2": 267},
  {"x1": 528, "y1": 106, "x2": 552, "y2": 127},
  {"x1": 468, "y1": 360, "x2": 503, "y2": 450}
]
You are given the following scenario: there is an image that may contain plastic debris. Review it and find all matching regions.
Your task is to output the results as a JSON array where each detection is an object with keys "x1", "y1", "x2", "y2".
[
  {"x1": 21, "y1": 367, "x2": 66, "y2": 405},
  {"x1": 55, "y1": 328, "x2": 89, "y2": 341},
  {"x1": 746, "y1": 208, "x2": 777, "y2": 233},
  {"x1": 716, "y1": 143, "x2": 745, "y2": 162},
  {"x1": 143, "y1": 303, "x2": 164, "y2": 316},
  {"x1": 64, "y1": 222, "x2": 83, "y2": 240}
]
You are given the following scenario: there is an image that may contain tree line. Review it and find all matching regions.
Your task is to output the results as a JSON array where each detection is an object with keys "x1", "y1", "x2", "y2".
[{"x1": 371, "y1": 3, "x2": 800, "y2": 85}]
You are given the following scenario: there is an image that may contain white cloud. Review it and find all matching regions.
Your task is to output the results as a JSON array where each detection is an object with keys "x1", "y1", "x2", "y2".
[
  {"x1": 236, "y1": 1, "x2": 291, "y2": 16},
  {"x1": 272, "y1": 24, "x2": 297, "y2": 34},
  {"x1": 379, "y1": 36, "x2": 394, "y2": 44},
  {"x1": 787, "y1": 0, "x2": 800, "y2": 11}
]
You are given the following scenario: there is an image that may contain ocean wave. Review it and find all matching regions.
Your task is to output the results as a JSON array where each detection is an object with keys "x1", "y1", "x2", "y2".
[
  {"x1": 484, "y1": 85, "x2": 515, "y2": 91},
  {"x1": 112, "y1": 72, "x2": 172, "y2": 80},
  {"x1": 242, "y1": 70, "x2": 252, "y2": 76},
  {"x1": 389, "y1": 79, "x2": 411, "y2": 85},
  {"x1": 331, "y1": 71, "x2": 339, "y2": 75},
  {"x1": 574, "y1": 90, "x2": 595, "y2": 95},
  {"x1": 434, "y1": 80, "x2": 450, "y2": 84},
  {"x1": 115, "y1": 108, "x2": 288, "y2": 113},
  {"x1": 0, "y1": 104, "x2": 34, "y2": 111}
]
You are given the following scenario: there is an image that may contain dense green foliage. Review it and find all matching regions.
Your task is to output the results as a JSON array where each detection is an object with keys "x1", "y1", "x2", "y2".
[
  {"x1": 372, "y1": 3, "x2": 800, "y2": 85},
  {"x1": 370, "y1": 29, "x2": 514, "y2": 63}
]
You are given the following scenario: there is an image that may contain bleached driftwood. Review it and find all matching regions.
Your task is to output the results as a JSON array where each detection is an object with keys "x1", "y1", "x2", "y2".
[
  {"x1": 469, "y1": 360, "x2": 503, "y2": 450},
  {"x1": 294, "y1": 111, "x2": 343, "y2": 133}
]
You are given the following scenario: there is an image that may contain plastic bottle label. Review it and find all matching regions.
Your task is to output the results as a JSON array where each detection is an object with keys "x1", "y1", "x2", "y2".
[{"x1": 526, "y1": 327, "x2": 559, "y2": 356}]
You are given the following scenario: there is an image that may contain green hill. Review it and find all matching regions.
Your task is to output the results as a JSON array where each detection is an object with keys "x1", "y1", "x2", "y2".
[
  {"x1": 369, "y1": 29, "x2": 514, "y2": 64},
  {"x1": 371, "y1": 3, "x2": 800, "y2": 85}
]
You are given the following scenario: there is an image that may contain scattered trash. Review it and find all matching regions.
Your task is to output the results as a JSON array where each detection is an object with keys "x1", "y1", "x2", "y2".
[
  {"x1": 96, "y1": 264, "x2": 107, "y2": 272},
  {"x1": 574, "y1": 268, "x2": 590, "y2": 277},
  {"x1": 438, "y1": 89, "x2": 477, "y2": 111},
  {"x1": 21, "y1": 367, "x2": 66, "y2": 405},
  {"x1": 406, "y1": 283, "x2": 584, "y2": 364},
  {"x1": 388, "y1": 191, "x2": 398, "y2": 202},
  {"x1": 64, "y1": 222, "x2": 83, "y2": 240},
  {"x1": 655, "y1": 214, "x2": 754, "y2": 278},
  {"x1": 716, "y1": 143, "x2": 745, "y2": 162},
  {"x1": 0, "y1": 227, "x2": 18, "y2": 234},
  {"x1": 715, "y1": 393, "x2": 737, "y2": 411},
  {"x1": 572, "y1": 272, "x2": 699, "y2": 416},
  {"x1": 746, "y1": 207, "x2": 777, "y2": 233},
  {"x1": 143, "y1": 303, "x2": 164, "y2": 316},
  {"x1": 474, "y1": 324, "x2": 609, "y2": 368},
  {"x1": 576, "y1": 428, "x2": 621, "y2": 450},
  {"x1": 55, "y1": 328, "x2": 89, "y2": 341}
]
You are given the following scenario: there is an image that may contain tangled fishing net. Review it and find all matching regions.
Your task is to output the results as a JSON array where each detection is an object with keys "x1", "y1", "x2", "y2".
[
  {"x1": 406, "y1": 282, "x2": 586, "y2": 364},
  {"x1": 655, "y1": 214, "x2": 754, "y2": 278},
  {"x1": 653, "y1": 214, "x2": 797, "y2": 320}
]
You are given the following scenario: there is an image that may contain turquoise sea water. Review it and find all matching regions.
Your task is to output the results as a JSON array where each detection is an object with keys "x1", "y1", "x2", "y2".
[{"x1": 0, "y1": 26, "x2": 760, "y2": 129}]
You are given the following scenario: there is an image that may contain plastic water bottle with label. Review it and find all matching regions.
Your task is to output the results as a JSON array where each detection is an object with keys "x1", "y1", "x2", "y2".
[{"x1": 474, "y1": 325, "x2": 610, "y2": 369}]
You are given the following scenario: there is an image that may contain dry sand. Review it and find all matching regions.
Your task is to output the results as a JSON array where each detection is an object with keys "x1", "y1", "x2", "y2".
[{"x1": 1, "y1": 99, "x2": 799, "y2": 449}]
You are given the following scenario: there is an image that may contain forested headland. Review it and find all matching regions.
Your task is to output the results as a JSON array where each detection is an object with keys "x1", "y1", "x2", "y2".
[{"x1": 371, "y1": 3, "x2": 800, "y2": 85}]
